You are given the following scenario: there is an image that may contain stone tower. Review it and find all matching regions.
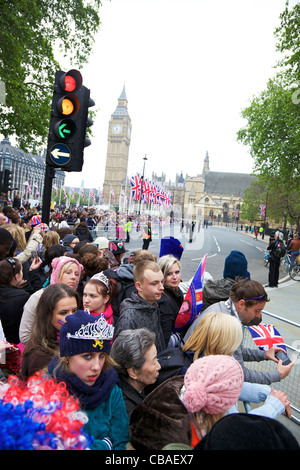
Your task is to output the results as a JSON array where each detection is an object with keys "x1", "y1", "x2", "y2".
[{"x1": 103, "y1": 86, "x2": 132, "y2": 205}]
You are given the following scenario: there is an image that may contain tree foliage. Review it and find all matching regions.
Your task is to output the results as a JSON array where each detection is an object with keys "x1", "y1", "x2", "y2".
[
  {"x1": 274, "y1": 1, "x2": 300, "y2": 81},
  {"x1": 240, "y1": 169, "x2": 300, "y2": 230},
  {"x1": 0, "y1": 0, "x2": 102, "y2": 151},
  {"x1": 237, "y1": 76, "x2": 300, "y2": 190}
]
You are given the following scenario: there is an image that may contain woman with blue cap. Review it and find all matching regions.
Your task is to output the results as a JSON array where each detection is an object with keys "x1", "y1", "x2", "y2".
[{"x1": 48, "y1": 310, "x2": 129, "y2": 450}]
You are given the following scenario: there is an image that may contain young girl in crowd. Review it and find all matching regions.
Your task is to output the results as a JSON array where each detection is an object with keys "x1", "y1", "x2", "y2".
[
  {"x1": 21, "y1": 284, "x2": 79, "y2": 378},
  {"x1": 19, "y1": 256, "x2": 83, "y2": 345},
  {"x1": 48, "y1": 310, "x2": 129, "y2": 450},
  {"x1": 83, "y1": 272, "x2": 118, "y2": 324}
]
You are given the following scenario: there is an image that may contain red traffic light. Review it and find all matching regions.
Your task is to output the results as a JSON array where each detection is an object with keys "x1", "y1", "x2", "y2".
[{"x1": 59, "y1": 69, "x2": 82, "y2": 93}]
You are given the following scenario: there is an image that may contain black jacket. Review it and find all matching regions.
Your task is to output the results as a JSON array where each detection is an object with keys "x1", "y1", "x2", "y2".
[
  {"x1": 157, "y1": 285, "x2": 184, "y2": 346},
  {"x1": 0, "y1": 285, "x2": 30, "y2": 343}
]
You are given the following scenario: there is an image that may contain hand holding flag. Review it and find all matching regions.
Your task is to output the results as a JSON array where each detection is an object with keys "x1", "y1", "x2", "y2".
[{"x1": 174, "y1": 254, "x2": 207, "y2": 331}]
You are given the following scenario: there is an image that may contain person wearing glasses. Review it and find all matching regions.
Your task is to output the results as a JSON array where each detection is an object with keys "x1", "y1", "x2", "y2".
[{"x1": 184, "y1": 278, "x2": 294, "y2": 385}]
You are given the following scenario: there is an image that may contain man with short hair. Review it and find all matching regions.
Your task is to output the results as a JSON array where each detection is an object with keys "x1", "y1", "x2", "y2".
[
  {"x1": 114, "y1": 260, "x2": 166, "y2": 352},
  {"x1": 184, "y1": 278, "x2": 294, "y2": 385}
]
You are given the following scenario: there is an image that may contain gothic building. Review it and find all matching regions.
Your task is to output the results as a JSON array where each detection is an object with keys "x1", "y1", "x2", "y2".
[
  {"x1": 183, "y1": 152, "x2": 255, "y2": 222},
  {"x1": 102, "y1": 86, "x2": 132, "y2": 205},
  {"x1": 0, "y1": 137, "x2": 65, "y2": 203}
]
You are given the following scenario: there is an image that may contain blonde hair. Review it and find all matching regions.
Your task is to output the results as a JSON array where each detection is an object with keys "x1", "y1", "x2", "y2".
[
  {"x1": 58, "y1": 261, "x2": 79, "y2": 282},
  {"x1": 157, "y1": 255, "x2": 181, "y2": 282},
  {"x1": 5, "y1": 223, "x2": 27, "y2": 251},
  {"x1": 183, "y1": 311, "x2": 242, "y2": 359},
  {"x1": 42, "y1": 230, "x2": 60, "y2": 252}
]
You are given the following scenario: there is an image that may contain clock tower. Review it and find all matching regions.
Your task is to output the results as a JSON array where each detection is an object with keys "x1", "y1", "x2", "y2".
[{"x1": 103, "y1": 86, "x2": 132, "y2": 205}]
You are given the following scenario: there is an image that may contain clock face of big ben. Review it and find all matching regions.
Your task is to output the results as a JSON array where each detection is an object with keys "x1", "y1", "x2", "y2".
[{"x1": 112, "y1": 123, "x2": 122, "y2": 135}]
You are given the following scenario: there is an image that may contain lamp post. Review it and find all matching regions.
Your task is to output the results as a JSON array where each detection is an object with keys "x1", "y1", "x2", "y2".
[{"x1": 138, "y1": 154, "x2": 147, "y2": 216}]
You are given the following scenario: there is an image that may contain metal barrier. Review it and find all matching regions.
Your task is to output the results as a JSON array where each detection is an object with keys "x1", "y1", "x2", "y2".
[{"x1": 242, "y1": 309, "x2": 300, "y2": 425}]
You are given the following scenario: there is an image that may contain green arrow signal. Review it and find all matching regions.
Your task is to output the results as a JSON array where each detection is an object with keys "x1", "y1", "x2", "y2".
[{"x1": 59, "y1": 123, "x2": 71, "y2": 138}]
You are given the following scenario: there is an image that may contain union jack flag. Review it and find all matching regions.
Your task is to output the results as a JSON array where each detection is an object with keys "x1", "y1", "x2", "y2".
[
  {"x1": 130, "y1": 174, "x2": 142, "y2": 201},
  {"x1": 149, "y1": 181, "x2": 155, "y2": 204},
  {"x1": 142, "y1": 178, "x2": 151, "y2": 204},
  {"x1": 91, "y1": 188, "x2": 96, "y2": 202},
  {"x1": 248, "y1": 324, "x2": 287, "y2": 352},
  {"x1": 260, "y1": 204, "x2": 265, "y2": 217},
  {"x1": 174, "y1": 254, "x2": 207, "y2": 331}
]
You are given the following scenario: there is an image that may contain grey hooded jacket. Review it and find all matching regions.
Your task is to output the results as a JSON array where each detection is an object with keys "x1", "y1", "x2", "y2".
[{"x1": 114, "y1": 292, "x2": 166, "y2": 353}]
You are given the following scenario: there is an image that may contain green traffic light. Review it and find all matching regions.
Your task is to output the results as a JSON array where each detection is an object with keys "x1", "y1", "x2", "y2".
[
  {"x1": 59, "y1": 122, "x2": 71, "y2": 138},
  {"x1": 54, "y1": 119, "x2": 76, "y2": 140}
]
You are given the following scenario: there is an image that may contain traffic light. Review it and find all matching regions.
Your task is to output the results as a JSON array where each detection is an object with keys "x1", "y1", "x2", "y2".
[
  {"x1": 3, "y1": 169, "x2": 13, "y2": 193},
  {"x1": 46, "y1": 69, "x2": 94, "y2": 172}
]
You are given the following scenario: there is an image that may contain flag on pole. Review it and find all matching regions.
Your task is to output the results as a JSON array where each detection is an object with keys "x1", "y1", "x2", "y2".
[
  {"x1": 130, "y1": 174, "x2": 141, "y2": 201},
  {"x1": 248, "y1": 324, "x2": 287, "y2": 352},
  {"x1": 174, "y1": 254, "x2": 207, "y2": 331},
  {"x1": 62, "y1": 186, "x2": 67, "y2": 199}
]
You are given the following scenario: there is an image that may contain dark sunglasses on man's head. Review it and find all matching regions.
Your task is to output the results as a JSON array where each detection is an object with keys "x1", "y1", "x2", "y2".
[{"x1": 243, "y1": 294, "x2": 269, "y2": 302}]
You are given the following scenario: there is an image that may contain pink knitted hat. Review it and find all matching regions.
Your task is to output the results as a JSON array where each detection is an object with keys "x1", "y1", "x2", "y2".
[
  {"x1": 182, "y1": 355, "x2": 244, "y2": 415},
  {"x1": 50, "y1": 256, "x2": 83, "y2": 285}
]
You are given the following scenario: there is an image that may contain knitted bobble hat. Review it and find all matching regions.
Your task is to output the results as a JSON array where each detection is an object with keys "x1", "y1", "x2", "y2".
[
  {"x1": 182, "y1": 355, "x2": 244, "y2": 415},
  {"x1": 50, "y1": 256, "x2": 83, "y2": 285}
]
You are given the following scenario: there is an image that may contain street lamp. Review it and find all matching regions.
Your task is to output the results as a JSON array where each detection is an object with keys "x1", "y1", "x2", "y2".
[{"x1": 138, "y1": 154, "x2": 147, "y2": 216}]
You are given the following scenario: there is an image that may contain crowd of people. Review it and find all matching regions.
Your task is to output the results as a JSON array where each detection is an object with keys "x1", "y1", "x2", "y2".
[{"x1": 0, "y1": 203, "x2": 299, "y2": 451}]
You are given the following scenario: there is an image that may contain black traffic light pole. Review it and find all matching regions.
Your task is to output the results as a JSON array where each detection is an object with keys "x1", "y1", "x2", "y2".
[{"x1": 42, "y1": 163, "x2": 55, "y2": 225}]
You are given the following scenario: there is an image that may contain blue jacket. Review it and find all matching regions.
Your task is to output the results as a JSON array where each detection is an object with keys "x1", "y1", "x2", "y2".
[{"x1": 84, "y1": 384, "x2": 129, "y2": 450}]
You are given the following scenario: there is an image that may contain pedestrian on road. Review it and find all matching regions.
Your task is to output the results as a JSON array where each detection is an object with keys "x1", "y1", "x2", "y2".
[
  {"x1": 142, "y1": 221, "x2": 152, "y2": 250},
  {"x1": 267, "y1": 230, "x2": 283, "y2": 287}
]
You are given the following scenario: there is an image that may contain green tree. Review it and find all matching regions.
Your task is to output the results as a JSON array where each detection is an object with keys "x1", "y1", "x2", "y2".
[
  {"x1": 274, "y1": 1, "x2": 300, "y2": 82},
  {"x1": 237, "y1": 76, "x2": 300, "y2": 190},
  {"x1": 239, "y1": 181, "x2": 264, "y2": 223},
  {"x1": 0, "y1": 0, "x2": 102, "y2": 151}
]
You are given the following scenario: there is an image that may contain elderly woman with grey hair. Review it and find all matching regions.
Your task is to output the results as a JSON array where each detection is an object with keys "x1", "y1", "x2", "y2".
[{"x1": 111, "y1": 328, "x2": 161, "y2": 416}]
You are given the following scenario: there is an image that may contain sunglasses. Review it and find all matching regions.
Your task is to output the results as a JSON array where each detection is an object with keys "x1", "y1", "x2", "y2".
[
  {"x1": 6, "y1": 258, "x2": 16, "y2": 276},
  {"x1": 244, "y1": 294, "x2": 269, "y2": 301}
]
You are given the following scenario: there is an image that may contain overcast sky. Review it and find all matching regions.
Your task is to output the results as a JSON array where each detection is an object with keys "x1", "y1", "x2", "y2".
[{"x1": 60, "y1": 0, "x2": 292, "y2": 190}]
